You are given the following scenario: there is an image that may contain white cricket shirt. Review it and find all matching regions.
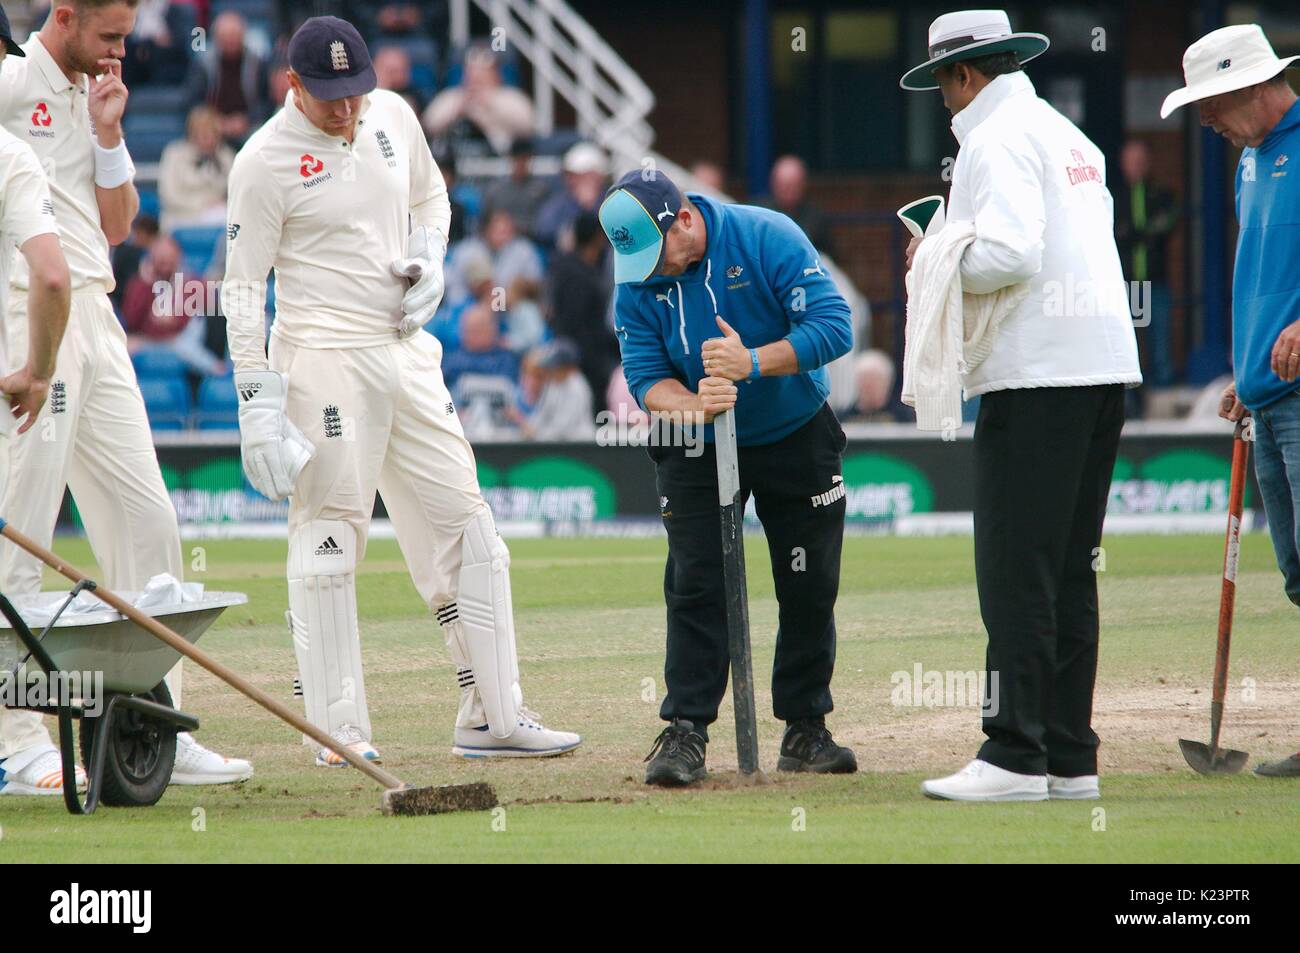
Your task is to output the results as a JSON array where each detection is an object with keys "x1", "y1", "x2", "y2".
[
  {"x1": 0, "y1": 35, "x2": 131, "y2": 295},
  {"x1": 0, "y1": 127, "x2": 59, "y2": 373},
  {"x1": 223, "y1": 88, "x2": 452, "y2": 370}
]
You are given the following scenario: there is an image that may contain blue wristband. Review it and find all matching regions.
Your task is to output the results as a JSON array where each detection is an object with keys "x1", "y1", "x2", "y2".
[{"x1": 747, "y1": 348, "x2": 761, "y2": 381}]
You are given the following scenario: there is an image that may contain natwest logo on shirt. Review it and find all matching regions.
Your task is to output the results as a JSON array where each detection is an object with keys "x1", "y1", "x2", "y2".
[
  {"x1": 299, "y1": 153, "x2": 331, "y2": 188},
  {"x1": 28, "y1": 102, "x2": 55, "y2": 139}
]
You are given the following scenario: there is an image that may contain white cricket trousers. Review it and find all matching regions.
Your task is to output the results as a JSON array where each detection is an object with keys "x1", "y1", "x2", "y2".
[
  {"x1": 0, "y1": 292, "x2": 182, "y2": 759},
  {"x1": 272, "y1": 329, "x2": 486, "y2": 601}
]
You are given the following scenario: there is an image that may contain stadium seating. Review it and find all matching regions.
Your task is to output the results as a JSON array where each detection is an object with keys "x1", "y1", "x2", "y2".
[
  {"x1": 172, "y1": 226, "x2": 225, "y2": 276},
  {"x1": 124, "y1": 111, "x2": 187, "y2": 164},
  {"x1": 138, "y1": 375, "x2": 191, "y2": 431},
  {"x1": 137, "y1": 188, "x2": 161, "y2": 222},
  {"x1": 132, "y1": 349, "x2": 188, "y2": 381},
  {"x1": 193, "y1": 374, "x2": 240, "y2": 431}
]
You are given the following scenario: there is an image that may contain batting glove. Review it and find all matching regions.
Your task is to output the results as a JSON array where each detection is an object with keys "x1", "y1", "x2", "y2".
[
  {"x1": 391, "y1": 225, "x2": 448, "y2": 337},
  {"x1": 234, "y1": 370, "x2": 315, "y2": 501}
]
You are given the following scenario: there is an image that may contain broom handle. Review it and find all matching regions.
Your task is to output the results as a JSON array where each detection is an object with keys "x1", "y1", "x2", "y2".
[
  {"x1": 1210, "y1": 423, "x2": 1249, "y2": 749},
  {"x1": 0, "y1": 519, "x2": 406, "y2": 792}
]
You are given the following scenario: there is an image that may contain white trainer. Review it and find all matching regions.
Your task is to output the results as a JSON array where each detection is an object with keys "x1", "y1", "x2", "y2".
[
  {"x1": 316, "y1": 724, "x2": 381, "y2": 767},
  {"x1": 453, "y1": 707, "x2": 582, "y2": 758},
  {"x1": 0, "y1": 745, "x2": 87, "y2": 796},
  {"x1": 171, "y1": 732, "x2": 253, "y2": 785},
  {"x1": 922, "y1": 759, "x2": 1049, "y2": 802},
  {"x1": 1047, "y1": 773, "x2": 1100, "y2": 800}
]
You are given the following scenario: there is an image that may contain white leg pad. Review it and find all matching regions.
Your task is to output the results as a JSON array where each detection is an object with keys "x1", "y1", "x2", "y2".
[
  {"x1": 287, "y1": 520, "x2": 370, "y2": 743},
  {"x1": 439, "y1": 507, "x2": 520, "y2": 739}
]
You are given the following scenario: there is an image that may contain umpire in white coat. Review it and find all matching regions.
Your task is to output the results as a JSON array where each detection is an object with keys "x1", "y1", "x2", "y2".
[{"x1": 901, "y1": 10, "x2": 1142, "y2": 801}]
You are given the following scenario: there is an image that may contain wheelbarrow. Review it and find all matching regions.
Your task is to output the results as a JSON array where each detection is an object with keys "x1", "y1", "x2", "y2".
[{"x1": 0, "y1": 584, "x2": 247, "y2": 814}]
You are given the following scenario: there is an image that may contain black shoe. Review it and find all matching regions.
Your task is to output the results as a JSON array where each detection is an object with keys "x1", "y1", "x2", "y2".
[
  {"x1": 643, "y1": 719, "x2": 707, "y2": 787},
  {"x1": 777, "y1": 718, "x2": 857, "y2": 774},
  {"x1": 1254, "y1": 751, "x2": 1300, "y2": 777}
]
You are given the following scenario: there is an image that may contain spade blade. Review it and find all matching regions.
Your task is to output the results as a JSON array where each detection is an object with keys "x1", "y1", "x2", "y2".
[{"x1": 1179, "y1": 739, "x2": 1249, "y2": 775}]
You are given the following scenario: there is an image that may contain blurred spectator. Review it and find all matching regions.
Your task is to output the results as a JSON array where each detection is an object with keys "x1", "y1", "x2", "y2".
[
  {"x1": 111, "y1": 214, "x2": 160, "y2": 314},
  {"x1": 534, "y1": 142, "x2": 608, "y2": 251},
  {"x1": 842, "y1": 349, "x2": 911, "y2": 423},
  {"x1": 446, "y1": 209, "x2": 544, "y2": 352},
  {"x1": 545, "y1": 211, "x2": 618, "y2": 400},
  {"x1": 430, "y1": 245, "x2": 493, "y2": 351},
  {"x1": 373, "y1": 44, "x2": 428, "y2": 115},
  {"x1": 511, "y1": 340, "x2": 595, "y2": 441},
  {"x1": 269, "y1": 61, "x2": 292, "y2": 108},
  {"x1": 689, "y1": 159, "x2": 726, "y2": 195},
  {"x1": 186, "y1": 11, "x2": 271, "y2": 146},
  {"x1": 372, "y1": 3, "x2": 426, "y2": 35},
  {"x1": 446, "y1": 303, "x2": 521, "y2": 441},
  {"x1": 605, "y1": 365, "x2": 649, "y2": 429},
  {"x1": 1188, "y1": 374, "x2": 1237, "y2": 422},
  {"x1": 124, "y1": 0, "x2": 191, "y2": 86},
  {"x1": 762, "y1": 154, "x2": 836, "y2": 260},
  {"x1": 121, "y1": 235, "x2": 227, "y2": 378},
  {"x1": 480, "y1": 138, "x2": 552, "y2": 238},
  {"x1": 434, "y1": 147, "x2": 469, "y2": 243},
  {"x1": 158, "y1": 105, "x2": 236, "y2": 231},
  {"x1": 1114, "y1": 139, "x2": 1179, "y2": 387},
  {"x1": 277, "y1": 2, "x2": 448, "y2": 47},
  {"x1": 423, "y1": 44, "x2": 533, "y2": 156}
]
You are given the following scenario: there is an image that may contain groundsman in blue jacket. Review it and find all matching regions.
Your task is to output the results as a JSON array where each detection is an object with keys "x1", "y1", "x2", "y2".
[
  {"x1": 1163, "y1": 24, "x2": 1300, "y2": 778},
  {"x1": 599, "y1": 168, "x2": 856, "y2": 786}
]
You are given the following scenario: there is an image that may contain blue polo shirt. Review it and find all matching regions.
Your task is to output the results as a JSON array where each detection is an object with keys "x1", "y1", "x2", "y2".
[
  {"x1": 613, "y1": 193, "x2": 853, "y2": 446},
  {"x1": 1233, "y1": 98, "x2": 1300, "y2": 410}
]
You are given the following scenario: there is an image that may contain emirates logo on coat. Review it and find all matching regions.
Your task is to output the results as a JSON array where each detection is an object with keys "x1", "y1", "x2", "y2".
[
  {"x1": 31, "y1": 102, "x2": 51, "y2": 127},
  {"x1": 1065, "y1": 147, "x2": 1101, "y2": 187},
  {"x1": 300, "y1": 153, "x2": 325, "y2": 177}
]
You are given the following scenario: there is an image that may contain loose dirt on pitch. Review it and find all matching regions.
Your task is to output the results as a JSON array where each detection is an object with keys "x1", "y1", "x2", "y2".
[{"x1": 5, "y1": 533, "x2": 1296, "y2": 863}]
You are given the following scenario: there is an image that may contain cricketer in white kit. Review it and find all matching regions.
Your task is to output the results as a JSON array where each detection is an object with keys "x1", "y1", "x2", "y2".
[
  {"x1": 0, "y1": 0, "x2": 250, "y2": 790},
  {"x1": 0, "y1": 10, "x2": 75, "y2": 796},
  {"x1": 222, "y1": 16, "x2": 579, "y2": 764}
]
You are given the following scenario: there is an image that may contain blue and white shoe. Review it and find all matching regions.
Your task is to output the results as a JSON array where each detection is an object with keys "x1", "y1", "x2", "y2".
[
  {"x1": 453, "y1": 707, "x2": 581, "y2": 758},
  {"x1": 0, "y1": 745, "x2": 86, "y2": 796},
  {"x1": 315, "y1": 724, "x2": 381, "y2": 767}
]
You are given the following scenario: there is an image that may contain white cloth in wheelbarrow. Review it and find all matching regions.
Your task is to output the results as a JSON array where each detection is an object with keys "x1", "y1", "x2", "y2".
[{"x1": 7, "y1": 574, "x2": 205, "y2": 628}]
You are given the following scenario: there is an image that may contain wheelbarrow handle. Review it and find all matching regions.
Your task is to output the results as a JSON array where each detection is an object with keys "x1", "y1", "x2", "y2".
[{"x1": 0, "y1": 519, "x2": 409, "y2": 793}]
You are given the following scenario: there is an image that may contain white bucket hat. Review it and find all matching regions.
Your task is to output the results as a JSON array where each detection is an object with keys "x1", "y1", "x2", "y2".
[
  {"x1": 563, "y1": 142, "x2": 609, "y2": 176},
  {"x1": 1160, "y1": 24, "x2": 1298, "y2": 118},
  {"x1": 900, "y1": 9, "x2": 1048, "y2": 91}
]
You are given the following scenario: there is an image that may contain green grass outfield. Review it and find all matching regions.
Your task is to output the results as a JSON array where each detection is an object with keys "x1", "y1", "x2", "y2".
[{"x1": 2, "y1": 532, "x2": 1297, "y2": 863}]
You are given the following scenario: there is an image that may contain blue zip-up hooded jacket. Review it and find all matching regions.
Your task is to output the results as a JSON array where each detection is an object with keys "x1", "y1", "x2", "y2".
[
  {"x1": 1233, "y1": 98, "x2": 1300, "y2": 410},
  {"x1": 613, "y1": 193, "x2": 853, "y2": 446}
]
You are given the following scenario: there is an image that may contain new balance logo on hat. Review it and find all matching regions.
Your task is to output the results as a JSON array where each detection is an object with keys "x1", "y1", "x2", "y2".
[{"x1": 316, "y1": 536, "x2": 343, "y2": 556}]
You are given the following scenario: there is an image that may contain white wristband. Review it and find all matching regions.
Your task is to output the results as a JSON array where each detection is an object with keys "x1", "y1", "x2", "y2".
[{"x1": 93, "y1": 140, "x2": 132, "y2": 189}]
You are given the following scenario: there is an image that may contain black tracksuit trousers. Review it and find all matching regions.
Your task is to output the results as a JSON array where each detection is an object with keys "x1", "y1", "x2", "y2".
[
  {"x1": 648, "y1": 402, "x2": 847, "y2": 737},
  {"x1": 973, "y1": 384, "x2": 1126, "y2": 777}
]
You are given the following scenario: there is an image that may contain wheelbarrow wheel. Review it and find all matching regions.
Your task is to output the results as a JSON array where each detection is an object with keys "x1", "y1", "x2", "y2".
[{"x1": 78, "y1": 680, "x2": 177, "y2": 807}]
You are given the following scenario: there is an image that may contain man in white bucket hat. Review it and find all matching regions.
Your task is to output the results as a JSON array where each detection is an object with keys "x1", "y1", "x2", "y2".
[
  {"x1": 900, "y1": 9, "x2": 1142, "y2": 802},
  {"x1": 1164, "y1": 25, "x2": 1300, "y2": 779}
]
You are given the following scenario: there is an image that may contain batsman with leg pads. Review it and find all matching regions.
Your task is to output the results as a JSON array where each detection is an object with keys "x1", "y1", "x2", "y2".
[{"x1": 223, "y1": 17, "x2": 579, "y2": 764}]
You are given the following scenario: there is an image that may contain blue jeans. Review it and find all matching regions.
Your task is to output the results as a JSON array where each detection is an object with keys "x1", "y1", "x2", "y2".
[{"x1": 1253, "y1": 391, "x2": 1300, "y2": 606}]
